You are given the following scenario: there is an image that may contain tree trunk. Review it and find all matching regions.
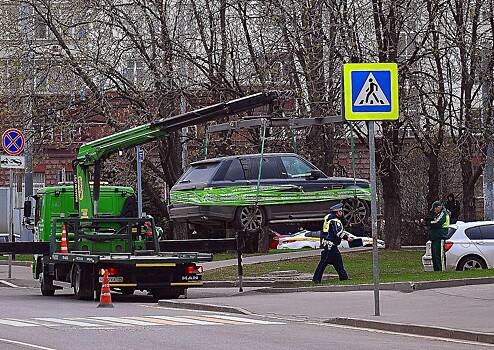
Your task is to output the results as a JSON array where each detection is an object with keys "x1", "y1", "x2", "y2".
[
  {"x1": 379, "y1": 124, "x2": 402, "y2": 249},
  {"x1": 426, "y1": 152, "x2": 440, "y2": 208},
  {"x1": 381, "y1": 163, "x2": 402, "y2": 249},
  {"x1": 461, "y1": 159, "x2": 476, "y2": 221}
]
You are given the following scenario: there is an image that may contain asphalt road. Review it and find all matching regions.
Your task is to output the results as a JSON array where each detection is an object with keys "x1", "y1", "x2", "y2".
[{"x1": 0, "y1": 286, "x2": 491, "y2": 350}]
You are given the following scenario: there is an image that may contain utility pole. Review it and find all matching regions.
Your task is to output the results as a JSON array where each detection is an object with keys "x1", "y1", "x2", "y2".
[
  {"x1": 483, "y1": 49, "x2": 494, "y2": 220},
  {"x1": 20, "y1": 2, "x2": 35, "y2": 240}
]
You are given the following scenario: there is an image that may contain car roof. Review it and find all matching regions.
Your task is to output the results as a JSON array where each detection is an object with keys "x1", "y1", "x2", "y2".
[
  {"x1": 190, "y1": 153, "x2": 299, "y2": 166},
  {"x1": 452, "y1": 221, "x2": 494, "y2": 229}
]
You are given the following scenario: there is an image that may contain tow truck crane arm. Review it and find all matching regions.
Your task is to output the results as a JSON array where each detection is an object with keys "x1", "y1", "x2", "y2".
[{"x1": 73, "y1": 91, "x2": 283, "y2": 219}]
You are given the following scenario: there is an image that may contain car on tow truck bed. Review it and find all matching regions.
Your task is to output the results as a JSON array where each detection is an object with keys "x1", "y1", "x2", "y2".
[{"x1": 169, "y1": 153, "x2": 371, "y2": 235}]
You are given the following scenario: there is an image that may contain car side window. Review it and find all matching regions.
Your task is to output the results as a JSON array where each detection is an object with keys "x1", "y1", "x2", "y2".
[
  {"x1": 281, "y1": 156, "x2": 315, "y2": 178},
  {"x1": 242, "y1": 157, "x2": 283, "y2": 180},
  {"x1": 446, "y1": 227, "x2": 456, "y2": 239},
  {"x1": 479, "y1": 225, "x2": 494, "y2": 240},
  {"x1": 224, "y1": 159, "x2": 246, "y2": 181},
  {"x1": 180, "y1": 162, "x2": 220, "y2": 183},
  {"x1": 465, "y1": 226, "x2": 482, "y2": 240}
]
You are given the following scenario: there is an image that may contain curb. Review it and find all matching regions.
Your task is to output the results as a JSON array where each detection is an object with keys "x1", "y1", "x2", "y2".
[
  {"x1": 236, "y1": 277, "x2": 494, "y2": 294},
  {"x1": 204, "y1": 280, "x2": 311, "y2": 288},
  {"x1": 157, "y1": 300, "x2": 251, "y2": 315},
  {"x1": 326, "y1": 317, "x2": 494, "y2": 345},
  {"x1": 0, "y1": 261, "x2": 32, "y2": 267}
]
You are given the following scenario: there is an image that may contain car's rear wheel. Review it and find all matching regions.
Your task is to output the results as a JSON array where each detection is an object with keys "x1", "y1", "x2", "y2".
[
  {"x1": 234, "y1": 206, "x2": 265, "y2": 233},
  {"x1": 457, "y1": 255, "x2": 487, "y2": 271},
  {"x1": 342, "y1": 198, "x2": 369, "y2": 226}
]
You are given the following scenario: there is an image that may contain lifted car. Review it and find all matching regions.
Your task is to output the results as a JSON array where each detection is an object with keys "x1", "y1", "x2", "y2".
[{"x1": 168, "y1": 153, "x2": 371, "y2": 235}]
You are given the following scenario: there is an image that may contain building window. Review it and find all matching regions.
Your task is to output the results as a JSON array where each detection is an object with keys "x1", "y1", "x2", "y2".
[
  {"x1": 123, "y1": 58, "x2": 144, "y2": 85},
  {"x1": 58, "y1": 170, "x2": 73, "y2": 183},
  {"x1": 11, "y1": 172, "x2": 45, "y2": 195},
  {"x1": 34, "y1": 14, "x2": 48, "y2": 39},
  {"x1": 33, "y1": 172, "x2": 45, "y2": 193}
]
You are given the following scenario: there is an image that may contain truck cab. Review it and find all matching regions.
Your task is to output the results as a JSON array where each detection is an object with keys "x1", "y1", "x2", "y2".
[{"x1": 31, "y1": 185, "x2": 137, "y2": 243}]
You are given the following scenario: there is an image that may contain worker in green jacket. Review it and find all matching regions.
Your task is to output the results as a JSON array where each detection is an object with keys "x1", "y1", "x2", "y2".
[{"x1": 425, "y1": 201, "x2": 450, "y2": 271}]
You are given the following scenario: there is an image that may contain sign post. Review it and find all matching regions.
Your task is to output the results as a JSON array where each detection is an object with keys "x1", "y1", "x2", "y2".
[
  {"x1": 2, "y1": 128, "x2": 25, "y2": 279},
  {"x1": 136, "y1": 146, "x2": 144, "y2": 217},
  {"x1": 343, "y1": 63, "x2": 399, "y2": 316}
]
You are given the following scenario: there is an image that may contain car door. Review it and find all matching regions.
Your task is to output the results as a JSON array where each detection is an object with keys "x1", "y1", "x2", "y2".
[
  {"x1": 463, "y1": 226, "x2": 489, "y2": 260},
  {"x1": 278, "y1": 155, "x2": 329, "y2": 219},
  {"x1": 478, "y1": 225, "x2": 494, "y2": 267},
  {"x1": 211, "y1": 156, "x2": 285, "y2": 207},
  {"x1": 243, "y1": 155, "x2": 285, "y2": 211}
]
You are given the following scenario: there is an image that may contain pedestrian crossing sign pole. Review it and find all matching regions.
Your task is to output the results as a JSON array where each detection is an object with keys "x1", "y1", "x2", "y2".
[{"x1": 342, "y1": 62, "x2": 399, "y2": 317}]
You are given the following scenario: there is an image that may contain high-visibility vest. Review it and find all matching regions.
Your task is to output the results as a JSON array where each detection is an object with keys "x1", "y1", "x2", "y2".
[
  {"x1": 322, "y1": 215, "x2": 344, "y2": 237},
  {"x1": 442, "y1": 212, "x2": 450, "y2": 229}
]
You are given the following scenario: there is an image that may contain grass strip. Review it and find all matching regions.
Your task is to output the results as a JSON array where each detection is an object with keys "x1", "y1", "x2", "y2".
[{"x1": 205, "y1": 250, "x2": 494, "y2": 285}]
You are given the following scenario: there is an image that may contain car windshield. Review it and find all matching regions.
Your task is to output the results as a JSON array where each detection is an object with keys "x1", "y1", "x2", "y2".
[
  {"x1": 179, "y1": 162, "x2": 220, "y2": 183},
  {"x1": 281, "y1": 156, "x2": 316, "y2": 178}
]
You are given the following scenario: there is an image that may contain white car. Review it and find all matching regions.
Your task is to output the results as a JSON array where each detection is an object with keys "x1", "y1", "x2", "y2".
[
  {"x1": 275, "y1": 230, "x2": 385, "y2": 250},
  {"x1": 443, "y1": 221, "x2": 494, "y2": 271}
]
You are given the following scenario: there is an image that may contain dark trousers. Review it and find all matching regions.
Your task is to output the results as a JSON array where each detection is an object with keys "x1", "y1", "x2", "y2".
[
  {"x1": 431, "y1": 239, "x2": 443, "y2": 271},
  {"x1": 313, "y1": 248, "x2": 348, "y2": 282}
]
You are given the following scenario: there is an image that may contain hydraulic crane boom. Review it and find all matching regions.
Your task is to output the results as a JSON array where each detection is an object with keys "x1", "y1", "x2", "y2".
[{"x1": 73, "y1": 91, "x2": 283, "y2": 219}]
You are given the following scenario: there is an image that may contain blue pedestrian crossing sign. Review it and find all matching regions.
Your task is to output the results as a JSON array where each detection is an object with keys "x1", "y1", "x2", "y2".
[
  {"x1": 343, "y1": 63, "x2": 399, "y2": 121},
  {"x1": 2, "y1": 128, "x2": 25, "y2": 156}
]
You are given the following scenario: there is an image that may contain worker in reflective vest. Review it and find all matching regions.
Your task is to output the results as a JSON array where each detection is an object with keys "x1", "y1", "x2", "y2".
[
  {"x1": 312, "y1": 203, "x2": 353, "y2": 283},
  {"x1": 425, "y1": 201, "x2": 450, "y2": 271}
]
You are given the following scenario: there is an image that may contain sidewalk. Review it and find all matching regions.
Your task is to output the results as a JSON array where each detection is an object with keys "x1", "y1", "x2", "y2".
[{"x1": 175, "y1": 283, "x2": 494, "y2": 343}]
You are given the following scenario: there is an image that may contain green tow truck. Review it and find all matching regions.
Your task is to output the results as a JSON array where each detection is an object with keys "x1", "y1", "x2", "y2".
[{"x1": 0, "y1": 91, "x2": 282, "y2": 300}]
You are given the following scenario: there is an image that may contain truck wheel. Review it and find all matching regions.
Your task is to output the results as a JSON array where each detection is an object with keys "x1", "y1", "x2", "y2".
[
  {"x1": 40, "y1": 272, "x2": 55, "y2": 297},
  {"x1": 151, "y1": 288, "x2": 183, "y2": 300},
  {"x1": 73, "y1": 264, "x2": 93, "y2": 300},
  {"x1": 234, "y1": 206, "x2": 265, "y2": 233}
]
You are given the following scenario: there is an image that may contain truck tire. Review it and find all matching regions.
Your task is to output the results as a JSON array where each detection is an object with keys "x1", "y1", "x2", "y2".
[
  {"x1": 40, "y1": 272, "x2": 55, "y2": 297},
  {"x1": 151, "y1": 288, "x2": 183, "y2": 300},
  {"x1": 73, "y1": 264, "x2": 93, "y2": 300}
]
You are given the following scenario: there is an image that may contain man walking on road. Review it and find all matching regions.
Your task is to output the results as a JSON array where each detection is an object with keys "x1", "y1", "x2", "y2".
[
  {"x1": 313, "y1": 203, "x2": 353, "y2": 283},
  {"x1": 423, "y1": 201, "x2": 450, "y2": 271}
]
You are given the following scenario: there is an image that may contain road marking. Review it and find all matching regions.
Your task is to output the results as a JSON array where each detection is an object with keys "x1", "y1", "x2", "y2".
[
  {"x1": 0, "y1": 337, "x2": 56, "y2": 350},
  {"x1": 0, "y1": 314, "x2": 287, "y2": 329},
  {"x1": 0, "y1": 319, "x2": 40, "y2": 327},
  {"x1": 206, "y1": 315, "x2": 286, "y2": 325},
  {"x1": 89, "y1": 316, "x2": 163, "y2": 326},
  {"x1": 0, "y1": 280, "x2": 21, "y2": 288},
  {"x1": 189, "y1": 316, "x2": 245, "y2": 325},
  {"x1": 33, "y1": 318, "x2": 104, "y2": 328},
  {"x1": 128, "y1": 316, "x2": 188, "y2": 326},
  {"x1": 72, "y1": 318, "x2": 131, "y2": 327},
  {"x1": 148, "y1": 315, "x2": 223, "y2": 325}
]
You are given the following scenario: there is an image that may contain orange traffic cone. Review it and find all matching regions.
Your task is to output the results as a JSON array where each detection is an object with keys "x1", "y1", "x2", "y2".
[
  {"x1": 60, "y1": 225, "x2": 68, "y2": 253},
  {"x1": 97, "y1": 269, "x2": 114, "y2": 308}
]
